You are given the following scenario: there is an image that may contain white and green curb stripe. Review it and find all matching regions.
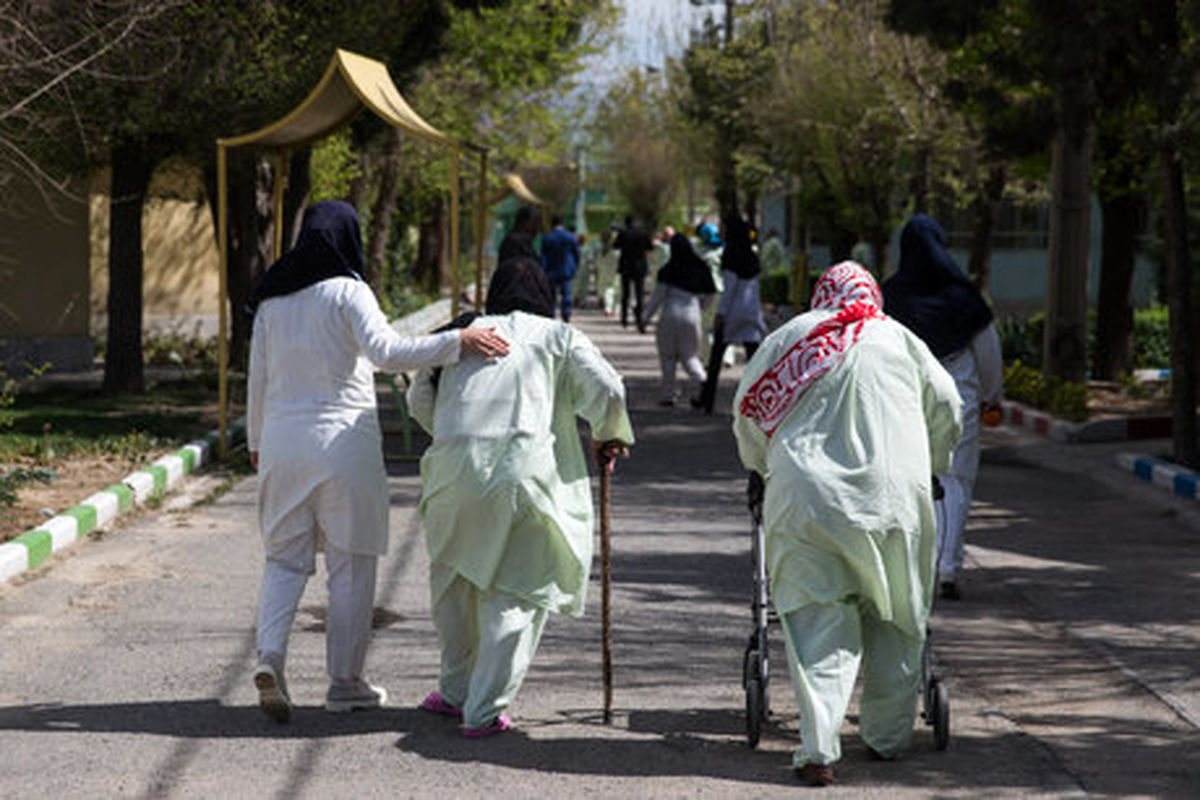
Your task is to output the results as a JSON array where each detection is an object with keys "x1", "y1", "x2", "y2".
[{"x1": 0, "y1": 417, "x2": 244, "y2": 585}]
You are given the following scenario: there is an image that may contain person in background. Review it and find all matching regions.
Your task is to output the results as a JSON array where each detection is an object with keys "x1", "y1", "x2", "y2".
[
  {"x1": 246, "y1": 200, "x2": 510, "y2": 723},
  {"x1": 643, "y1": 230, "x2": 718, "y2": 406},
  {"x1": 733, "y1": 261, "x2": 962, "y2": 785},
  {"x1": 498, "y1": 204, "x2": 542, "y2": 264},
  {"x1": 697, "y1": 214, "x2": 767, "y2": 414},
  {"x1": 613, "y1": 215, "x2": 655, "y2": 332},
  {"x1": 540, "y1": 214, "x2": 580, "y2": 322},
  {"x1": 407, "y1": 258, "x2": 634, "y2": 738},
  {"x1": 882, "y1": 213, "x2": 1003, "y2": 601}
]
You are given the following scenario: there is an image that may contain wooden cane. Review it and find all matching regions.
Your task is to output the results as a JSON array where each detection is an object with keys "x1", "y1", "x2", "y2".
[{"x1": 599, "y1": 450, "x2": 614, "y2": 725}]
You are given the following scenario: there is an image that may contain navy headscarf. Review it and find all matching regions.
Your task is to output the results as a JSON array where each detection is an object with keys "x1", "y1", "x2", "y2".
[
  {"x1": 246, "y1": 200, "x2": 365, "y2": 317},
  {"x1": 881, "y1": 213, "x2": 993, "y2": 359},
  {"x1": 721, "y1": 215, "x2": 760, "y2": 279},
  {"x1": 657, "y1": 233, "x2": 717, "y2": 296}
]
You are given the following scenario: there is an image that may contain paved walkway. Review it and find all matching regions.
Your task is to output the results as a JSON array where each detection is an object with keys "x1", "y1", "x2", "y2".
[{"x1": 0, "y1": 308, "x2": 1196, "y2": 798}]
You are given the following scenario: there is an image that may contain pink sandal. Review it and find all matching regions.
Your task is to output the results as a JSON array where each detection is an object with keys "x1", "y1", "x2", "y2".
[
  {"x1": 462, "y1": 713, "x2": 512, "y2": 738},
  {"x1": 419, "y1": 691, "x2": 463, "y2": 719}
]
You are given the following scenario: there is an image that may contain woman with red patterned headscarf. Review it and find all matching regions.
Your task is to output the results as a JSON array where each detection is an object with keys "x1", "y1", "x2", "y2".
[{"x1": 733, "y1": 261, "x2": 962, "y2": 786}]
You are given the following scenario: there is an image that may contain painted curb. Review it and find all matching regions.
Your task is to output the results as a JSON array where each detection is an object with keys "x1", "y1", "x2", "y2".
[
  {"x1": 1115, "y1": 452, "x2": 1200, "y2": 502},
  {"x1": 0, "y1": 417, "x2": 245, "y2": 586},
  {"x1": 1001, "y1": 400, "x2": 1174, "y2": 444}
]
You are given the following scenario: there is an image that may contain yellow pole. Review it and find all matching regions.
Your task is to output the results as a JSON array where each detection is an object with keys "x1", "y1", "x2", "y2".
[
  {"x1": 216, "y1": 143, "x2": 229, "y2": 460},
  {"x1": 474, "y1": 150, "x2": 488, "y2": 311},
  {"x1": 449, "y1": 142, "x2": 461, "y2": 316},
  {"x1": 273, "y1": 149, "x2": 289, "y2": 260}
]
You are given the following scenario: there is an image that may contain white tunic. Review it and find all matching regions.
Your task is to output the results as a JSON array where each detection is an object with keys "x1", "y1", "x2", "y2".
[
  {"x1": 247, "y1": 278, "x2": 461, "y2": 556},
  {"x1": 407, "y1": 312, "x2": 634, "y2": 616}
]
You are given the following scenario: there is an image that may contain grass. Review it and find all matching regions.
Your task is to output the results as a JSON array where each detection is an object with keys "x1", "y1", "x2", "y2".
[{"x1": 0, "y1": 380, "x2": 226, "y2": 465}]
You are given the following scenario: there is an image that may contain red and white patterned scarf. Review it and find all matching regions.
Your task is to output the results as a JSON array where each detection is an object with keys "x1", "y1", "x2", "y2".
[{"x1": 739, "y1": 261, "x2": 885, "y2": 436}]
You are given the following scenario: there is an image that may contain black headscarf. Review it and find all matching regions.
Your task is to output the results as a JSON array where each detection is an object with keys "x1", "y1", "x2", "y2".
[
  {"x1": 881, "y1": 213, "x2": 994, "y2": 359},
  {"x1": 247, "y1": 200, "x2": 364, "y2": 317},
  {"x1": 657, "y1": 233, "x2": 717, "y2": 295},
  {"x1": 720, "y1": 215, "x2": 760, "y2": 279},
  {"x1": 485, "y1": 257, "x2": 555, "y2": 318}
]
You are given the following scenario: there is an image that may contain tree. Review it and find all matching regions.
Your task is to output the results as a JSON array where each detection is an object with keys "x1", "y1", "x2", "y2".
[
  {"x1": 593, "y1": 68, "x2": 680, "y2": 230},
  {"x1": 758, "y1": 1, "x2": 965, "y2": 273}
]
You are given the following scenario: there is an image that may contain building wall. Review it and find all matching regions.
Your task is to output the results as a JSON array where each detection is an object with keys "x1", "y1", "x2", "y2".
[
  {"x1": 0, "y1": 183, "x2": 92, "y2": 372},
  {"x1": 90, "y1": 194, "x2": 220, "y2": 339}
]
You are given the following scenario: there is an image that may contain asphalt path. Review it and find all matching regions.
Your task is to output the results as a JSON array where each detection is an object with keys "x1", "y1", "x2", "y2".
[{"x1": 0, "y1": 308, "x2": 1196, "y2": 798}]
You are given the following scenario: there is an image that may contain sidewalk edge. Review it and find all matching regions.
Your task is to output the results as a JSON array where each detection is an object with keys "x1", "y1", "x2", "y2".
[
  {"x1": 1114, "y1": 452, "x2": 1200, "y2": 502},
  {"x1": 0, "y1": 417, "x2": 247, "y2": 586}
]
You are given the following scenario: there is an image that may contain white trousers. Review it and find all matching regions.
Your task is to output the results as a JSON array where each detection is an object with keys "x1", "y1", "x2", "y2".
[
  {"x1": 431, "y1": 562, "x2": 548, "y2": 728},
  {"x1": 780, "y1": 601, "x2": 923, "y2": 767},
  {"x1": 936, "y1": 412, "x2": 981, "y2": 581},
  {"x1": 655, "y1": 311, "x2": 706, "y2": 400},
  {"x1": 256, "y1": 534, "x2": 378, "y2": 688}
]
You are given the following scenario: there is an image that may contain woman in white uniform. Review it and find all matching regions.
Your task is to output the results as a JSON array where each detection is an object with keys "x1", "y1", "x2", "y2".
[
  {"x1": 733, "y1": 261, "x2": 962, "y2": 785},
  {"x1": 407, "y1": 259, "x2": 634, "y2": 737},
  {"x1": 882, "y1": 214, "x2": 1003, "y2": 600},
  {"x1": 643, "y1": 232, "x2": 717, "y2": 406},
  {"x1": 246, "y1": 201, "x2": 509, "y2": 723}
]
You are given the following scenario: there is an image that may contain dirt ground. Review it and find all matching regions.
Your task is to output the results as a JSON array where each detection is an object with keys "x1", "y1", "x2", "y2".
[{"x1": 1, "y1": 456, "x2": 141, "y2": 544}]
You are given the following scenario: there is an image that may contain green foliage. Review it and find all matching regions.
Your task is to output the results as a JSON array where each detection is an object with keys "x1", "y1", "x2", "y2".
[
  {"x1": 310, "y1": 130, "x2": 363, "y2": 203},
  {"x1": 760, "y1": 269, "x2": 792, "y2": 307},
  {"x1": 1132, "y1": 306, "x2": 1171, "y2": 369},
  {"x1": 1003, "y1": 360, "x2": 1089, "y2": 422},
  {"x1": 593, "y1": 69, "x2": 680, "y2": 227},
  {"x1": 999, "y1": 307, "x2": 1171, "y2": 371}
]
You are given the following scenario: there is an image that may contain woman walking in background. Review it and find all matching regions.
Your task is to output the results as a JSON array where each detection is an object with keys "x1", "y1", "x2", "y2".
[
  {"x1": 882, "y1": 213, "x2": 1003, "y2": 601},
  {"x1": 698, "y1": 215, "x2": 767, "y2": 414},
  {"x1": 643, "y1": 231, "x2": 717, "y2": 407}
]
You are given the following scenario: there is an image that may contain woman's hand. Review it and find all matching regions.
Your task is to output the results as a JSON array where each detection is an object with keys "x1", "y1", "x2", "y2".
[
  {"x1": 592, "y1": 439, "x2": 630, "y2": 474},
  {"x1": 459, "y1": 326, "x2": 510, "y2": 359}
]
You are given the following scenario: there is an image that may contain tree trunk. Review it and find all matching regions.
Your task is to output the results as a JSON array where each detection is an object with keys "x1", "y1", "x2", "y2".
[
  {"x1": 365, "y1": 131, "x2": 401, "y2": 293},
  {"x1": 102, "y1": 140, "x2": 154, "y2": 395},
  {"x1": 282, "y1": 146, "x2": 311, "y2": 251},
  {"x1": 1043, "y1": 123, "x2": 1093, "y2": 383},
  {"x1": 910, "y1": 141, "x2": 930, "y2": 214},
  {"x1": 1162, "y1": 141, "x2": 1199, "y2": 468},
  {"x1": 967, "y1": 164, "x2": 1005, "y2": 291},
  {"x1": 414, "y1": 195, "x2": 445, "y2": 295},
  {"x1": 1091, "y1": 191, "x2": 1145, "y2": 380}
]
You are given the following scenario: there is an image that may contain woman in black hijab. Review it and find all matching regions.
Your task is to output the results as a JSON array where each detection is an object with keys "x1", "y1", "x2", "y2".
[
  {"x1": 698, "y1": 215, "x2": 768, "y2": 413},
  {"x1": 881, "y1": 213, "x2": 1004, "y2": 601},
  {"x1": 643, "y1": 231, "x2": 718, "y2": 406}
]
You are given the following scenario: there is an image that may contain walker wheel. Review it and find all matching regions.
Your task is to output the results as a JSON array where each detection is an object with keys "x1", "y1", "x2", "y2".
[
  {"x1": 931, "y1": 679, "x2": 950, "y2": 750},
  {"x1": 745, "y1": 673, "x2": 764, "y2": 749}
]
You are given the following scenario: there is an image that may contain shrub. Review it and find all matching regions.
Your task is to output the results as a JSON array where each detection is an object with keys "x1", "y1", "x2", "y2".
[
  {"x1": 1132, "y1": 306, "x2": 1170, "y2": 368},
  {"x1": 759, "y1": 269, "x2": 791, "y2": 306},
  {"x1": 1003, "y1": 360, "x2": 1088, "y2": 422}
]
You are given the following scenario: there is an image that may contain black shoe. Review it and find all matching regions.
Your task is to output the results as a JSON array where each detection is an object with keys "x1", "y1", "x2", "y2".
[
  {"x1": 795, "y1": 764, "x2": 834, "y2": 786},
  {"x1": 939, "y1": 581, "x2": 961, "y2": 601}
]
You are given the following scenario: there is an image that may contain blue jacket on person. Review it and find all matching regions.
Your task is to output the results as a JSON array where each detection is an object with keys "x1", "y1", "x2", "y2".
[{"x1": 541, "y1": 226, "x2": 580, "y2": 282}]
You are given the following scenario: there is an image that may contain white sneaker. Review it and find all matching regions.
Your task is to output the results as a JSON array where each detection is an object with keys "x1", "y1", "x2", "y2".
[
  {"x1": 325, "y1": 680, "x2": 388, "y2": 712},
  {"x1": 253, "y1": 663, "x2": 292, "y2": 723}
]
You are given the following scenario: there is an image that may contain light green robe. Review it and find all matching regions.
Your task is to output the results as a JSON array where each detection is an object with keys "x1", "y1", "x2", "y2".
[
  {"x1": 408, "y1": 312, "x2": 634, "y2": 616},
  {"x1": 732, "y1": 310, "x2": 962, "y2": 638}
]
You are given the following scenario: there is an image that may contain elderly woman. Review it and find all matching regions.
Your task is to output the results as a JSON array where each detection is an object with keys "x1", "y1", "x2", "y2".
[
  {"x1": 247, "y1": 200, "x2": 509, "y2": 723},
  {"x1": 882, "y1": 214, "x2": 1003, "y2": 600},
  {"x1": 733, "y1": 261, "x2": 962, "y2": 785},
  {"x1": 407, "y1": 259, "x2": 634, "y2": 737}
]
